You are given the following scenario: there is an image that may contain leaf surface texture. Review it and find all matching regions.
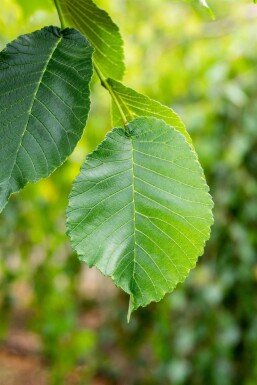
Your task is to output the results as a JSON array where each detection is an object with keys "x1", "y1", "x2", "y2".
[
  {"x1": 108, "y1": 79, "x2": 192, "y2": 145},
  {"x1": 57, "y1": 0, "x2": 125, "y2": 80},
  {"x1": 67, "y1": 117, "x2": 213, "y2": 318},
  {"x1": 0, "y1": 26, "x2": 93, "y2": 212}
]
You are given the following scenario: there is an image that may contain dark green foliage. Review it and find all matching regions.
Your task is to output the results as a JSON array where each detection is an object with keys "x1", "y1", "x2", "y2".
[{"x1": 0, "y1": 26, "x2": 93, "y2": 212}]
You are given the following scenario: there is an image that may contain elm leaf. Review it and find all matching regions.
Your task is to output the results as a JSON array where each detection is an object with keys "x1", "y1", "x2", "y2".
[
  {"x1": 67, "y1": 117, "x2": 213, "y2": 320},
  {"x1": 107, "y1": 79, "x2": 192, "y2": 145},
  {"x1": 0, "y1": 26, "x2": 93, "y2": 212},
  {"x1": 56, "y1": 0, "x2": 125, "y2": 80}
]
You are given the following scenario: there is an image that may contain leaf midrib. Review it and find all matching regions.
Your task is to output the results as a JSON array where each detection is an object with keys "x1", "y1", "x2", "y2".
[
  {"x1": 6, "y1": 34, "x2": 64, "y2": 188},
  {"x1": 130, "y1": 134, "x2": 138, "y2": 308}
]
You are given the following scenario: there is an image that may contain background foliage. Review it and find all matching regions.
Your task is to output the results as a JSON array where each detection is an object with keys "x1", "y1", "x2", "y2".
[{"x1": 0, "y1": 0, "x2": 257, "y2": 384}]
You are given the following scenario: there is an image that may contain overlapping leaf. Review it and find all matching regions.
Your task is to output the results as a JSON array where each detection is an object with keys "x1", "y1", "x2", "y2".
[
  {"x1": 107, "y1": 79, "x2": 192, "y2": 145},
  {"x1": 0, "y1": 26, "x2": 93, "y2": 212},
  {"x1": 67, "y1": 117, "x2": 213, "y2": 319},
  {"x1": 56, "y1": 0, "x2": 125, "y2": 80}
]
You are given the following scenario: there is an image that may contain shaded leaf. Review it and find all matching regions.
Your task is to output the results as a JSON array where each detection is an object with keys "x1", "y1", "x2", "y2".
[
  {"x1": 56, "y1": 0, "x2": 125, "y2": 80},
  {"x1": 67, "y1": 117, "x2": 213, "y2": 319},
  {"x1": 0, "y1": 26, "x2": 93, "y2": 212},
  {"x1": 107, "y1": 79, "x2": 192, "y2": 145}
]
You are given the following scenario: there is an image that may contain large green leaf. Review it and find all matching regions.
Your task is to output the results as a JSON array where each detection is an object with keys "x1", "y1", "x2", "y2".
[
  {"x1": 67, "y1": 117, "x2": 213, "y2": 319},
  {"x1": 0, "y1": 26, "x2": 93, "y2": 212},
  {"x1": 56, "y1": 0, "x2": 125, "y2": 80},
  {"x1": 107, "y1": 79, "x2": 192, "y2": 145}
]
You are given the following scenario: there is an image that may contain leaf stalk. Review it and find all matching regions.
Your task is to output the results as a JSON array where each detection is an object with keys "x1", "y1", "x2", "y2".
[
  {"x1": 53, "y1": 0, "x2": 66, "y2": 29},
  {"x1": 93, "y1": 61, "x2": 128, "y2": 126}
]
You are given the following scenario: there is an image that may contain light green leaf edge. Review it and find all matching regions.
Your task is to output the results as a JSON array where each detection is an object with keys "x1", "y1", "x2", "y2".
[
  {"x1": 56, "y1": 0, "x2": 125, "y2": 80},
  {"x1": 107, "y1": 78, "x2": 192, "y2": 146},
  {"x1": 0, "y1": 26, "x2": 93, "y2": 212},
  {"x1": 67, "y1": 117, "x2": 213, "y2": 320}
]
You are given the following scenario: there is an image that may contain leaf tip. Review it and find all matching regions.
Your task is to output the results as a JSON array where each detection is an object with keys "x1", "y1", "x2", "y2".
[{"x1": 127, "y1": 295, "x2": 134, "y2": 323}]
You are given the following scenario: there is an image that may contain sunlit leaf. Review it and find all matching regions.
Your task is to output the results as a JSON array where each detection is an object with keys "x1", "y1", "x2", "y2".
[
  {"x1": 108, "y1": 79, "x2": 192, "y2": 145},
  {"x1": 0, "y1": 26, "x2": 93, "y2": 212},
  {"x1": 56, "y1": 0, "x2": 125, "y2": 80},
  {"x1": 67, "y1": 117, "x2": 213, "y2": 320}
]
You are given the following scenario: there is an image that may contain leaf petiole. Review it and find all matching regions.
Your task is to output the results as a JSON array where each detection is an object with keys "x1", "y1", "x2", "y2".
[
  {"x1": 94, "y1": 61, "x2": 128, "y2": 126},
  {"x1": 53, "y1": 0, "x2": 66, "y2": 29}
]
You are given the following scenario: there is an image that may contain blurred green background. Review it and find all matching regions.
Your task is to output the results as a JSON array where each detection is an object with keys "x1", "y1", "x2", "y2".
[{"x1": 1, "y1": 0, "x2": 257, "y2": 384}]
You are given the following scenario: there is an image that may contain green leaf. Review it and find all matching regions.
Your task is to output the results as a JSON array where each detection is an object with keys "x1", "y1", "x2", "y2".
[
  {"x1": 0, "y1": 26, "x2": 93, "y2": 213},
  {"x1": 107, "y1": 79, "x2": 192, "y2": 146},
  {"x1": 56, "y1": 0, "x2": 125, "y2": 80},
  {"x1": 67, "y1": 117, "x2": 213, "y2": 320}
]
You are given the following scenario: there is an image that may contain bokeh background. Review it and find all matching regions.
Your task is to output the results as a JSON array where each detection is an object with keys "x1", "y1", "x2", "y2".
[{"x1": 1, "y1": 0, "x2": 257, "y2": 384}]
